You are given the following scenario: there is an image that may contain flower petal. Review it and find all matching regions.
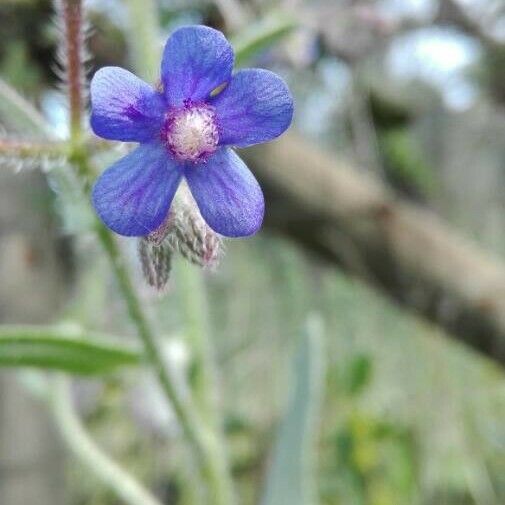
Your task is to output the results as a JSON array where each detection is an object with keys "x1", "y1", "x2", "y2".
[
  {"x1": 90, "y1": 67, "x2": 166, "y2": 142},
  {"x1": 92, "y1": 143, "x2": 182, "y2": 236},
  {"x1": 185, "y1": 148, "x2": 264, "y2": 237},
  {"x1": 161, "y1": 25, "x2": 234, "y2": 106},
  {"x1": 211, "y1": 69, "x2": 293, "y2": 147}
]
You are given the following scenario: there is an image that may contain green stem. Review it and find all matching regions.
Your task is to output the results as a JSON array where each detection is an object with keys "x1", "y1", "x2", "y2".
[
  {"x1": 89, "y1": 163, "x2": 233, "y2": 505},
  {"x1": 125, "y1": 0, "x2": 161, "y2": 82},
  {"x1": 176, "y1": 262, "x2": 234, "y2": 503},
  {"x1": 69, "y1": 142, "x2": 232, "y2": 503},
  {"x1": 176, "y1": 262, "x2": 215, "y2": 419},
  {"x1": 49, "y1": 375, "x2": 162, "y2": 505}
]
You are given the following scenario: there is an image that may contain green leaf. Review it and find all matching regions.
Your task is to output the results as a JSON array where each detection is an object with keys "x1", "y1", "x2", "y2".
[
  {"x1": 345, "y1": 354, "x2": 372, "y2": 396},
  {"x1": 0, "y1": 77, "x2": 50, "y2": 136},
  {"x1": 0, "y1": 325, "x2": 143, "y2": 375},
  {"x1": 232, "y1": 11, "x2": 297, "y2": 67},
  {"x1": 379, "y1": 128, "x2": 436, "y2": 196},
  {"x1": 261, "y1": 315, "x2": 326, "y2": 505}
]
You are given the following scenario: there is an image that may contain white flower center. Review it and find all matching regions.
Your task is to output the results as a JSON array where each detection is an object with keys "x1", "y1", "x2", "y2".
[{"x1": 164, "y1": 105, "x2": 219, "y2": 162}]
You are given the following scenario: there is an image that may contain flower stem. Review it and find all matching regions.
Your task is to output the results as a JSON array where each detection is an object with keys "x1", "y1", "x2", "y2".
[
  {"x1": 176, "y1": 261, "x2": 235, "y2": 502},
  {"x1": 87, "y1": 158, "x2": 233, "y2": 505},
  {"x1": 70, "y1": 142, "x2": 233, "y2": 504},
  {"x1": 176, "y1": 262, "x2": 220, "y2": 425},
  {"x1": 55, "y1": 0, "x2": 234, "y2": 502},
  {"x1": 0, "y1": 139, "x2": 67, "y2": 159},
  {"x1": 125, "y1": 0, "x2": 161, "y2": 82},
  {"x1": 49, "y1": 375, "x2": 162, "y2": 505},
  {"x1": 58, "y1": 0, "x2": 86, "y2": 142}
]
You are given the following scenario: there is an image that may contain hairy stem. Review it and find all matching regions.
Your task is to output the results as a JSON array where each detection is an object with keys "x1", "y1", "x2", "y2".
[
  {"x1": 95, "y1": 220, "x2": 232, "y2": 505},
  {"x1": 0, "y1": 139, "x2": 67, "y2": 159},
  {"x1": 71, "y1": 143, "x2": 233, "y2": 504},
  {"x1": 49, "y1": 376, "x2": 162, "y2": 505},
  {"x1": 56, "y1": 0, "x2": 234, "y2": 497},
  {"x1": 58, "y1": 0, "x2": 86, "y2": 141}
]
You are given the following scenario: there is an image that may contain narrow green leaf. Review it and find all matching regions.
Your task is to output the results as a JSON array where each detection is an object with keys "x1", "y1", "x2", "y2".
[
  {"x1": 232, "y1": 11, "x2": 297, "y2": 67},
  {"x1": 0, "y1": 77, "x2": 51, "y2": 136},
  {"x1": 261, "y1": 315, "x2": 326, "y2": 505},
  {"x1": 0, "y1": 325, "x2": 143, "y2": 375}
]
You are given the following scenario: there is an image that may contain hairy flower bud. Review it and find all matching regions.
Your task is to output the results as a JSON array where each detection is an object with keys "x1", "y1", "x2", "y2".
[
  {"x1": 165, "y1": 200, "x2": 223, "y2": 268},
  {"x1": 138, "y1": 238, "x2": 172, "y2": 291},
  {"x1": 138, "y1": 189, "x2": 223, "y2": 288}
]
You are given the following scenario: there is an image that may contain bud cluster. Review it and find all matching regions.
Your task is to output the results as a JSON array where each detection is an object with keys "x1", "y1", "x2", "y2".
[{"x1": 138, "y1": 191, "x2": 223, "y2": 290}]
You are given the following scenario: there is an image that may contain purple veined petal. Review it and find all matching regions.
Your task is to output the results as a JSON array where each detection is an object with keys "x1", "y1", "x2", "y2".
[
  {"x1": 161, "y1": 25, "x2": 234, "y2": 107},
  {"x1": 92, "y1": 143, "x2": 182, "y2": 236},
  {"x1": 90, "y1": 67, "x2": 166, "y2": 142},
  {"x1": 185, "y1": 148, "x2": 264, "y2": 238},
  {"x1": 210, "y1": 68, "x2": 294, "y2": 148}
]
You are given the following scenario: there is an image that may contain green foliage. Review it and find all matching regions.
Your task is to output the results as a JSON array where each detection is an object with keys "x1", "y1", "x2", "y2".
[
  {"x1": 232, "y1": 11, "x2": 297, "y2": 67},
  {"x1": 328, "y1": 414, "x2": 417, "y2": 505},
  {"x1": 0, "y1": 325, "x2": 142, "y2": 375},
  {"x1": 322, "y1": 354, "x2": 417, "y2": 505},
  {"x1": 473, "y1": 45, "x2": 505, "y2": 105},
  {"x1": 0, "y1": 75, "x2": 49, "y2": 135},
  {"x1": 344, "y1": 354, "x2": 373, "y2": 397},
  {"x1": 380, "y1": 128, "x2": 436, "y2": 197},
  {"x1": 261, "y1": 317, "x2": 325, "y2": 505},
  {"x1": 0, "y1": 41, "x2": 42, "y2": 96}
]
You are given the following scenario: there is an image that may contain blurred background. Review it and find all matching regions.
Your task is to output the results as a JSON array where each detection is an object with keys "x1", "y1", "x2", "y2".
[{"x1": 0, "y1": 0, "x2": 504, "y2": 504}]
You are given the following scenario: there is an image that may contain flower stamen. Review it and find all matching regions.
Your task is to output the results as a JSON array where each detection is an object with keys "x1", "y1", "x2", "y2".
[{"x1": 163, "y1": 103, "x2": 219, "y2": 162}]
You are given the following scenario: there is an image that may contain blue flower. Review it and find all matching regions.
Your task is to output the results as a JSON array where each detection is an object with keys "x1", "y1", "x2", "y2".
[{"x1": 90, "y1": 25, "x2": 293, "y2": 238}]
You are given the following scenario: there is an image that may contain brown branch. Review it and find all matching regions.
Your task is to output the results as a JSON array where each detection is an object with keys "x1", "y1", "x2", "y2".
[{"x1": 241, "y1": 133, "x2": 505, "y2": 366}]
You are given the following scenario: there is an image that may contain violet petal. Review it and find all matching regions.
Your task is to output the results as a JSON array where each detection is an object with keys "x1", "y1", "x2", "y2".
[
  {"x1": 92, "y1": 143, "x2": 182, "y2": 236},
  {"x1": 184, "y1": 148, "x2": 264, "y2": 237},
  {"x1": 211, "y1": 68, "x2": 293, "y2": 148},
  {"x1": 161, "y1": 25, "x2": 234, "y2": 106},
  {"x1": 90, "y1": 67, "x2": 166, "y2": 142}
]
